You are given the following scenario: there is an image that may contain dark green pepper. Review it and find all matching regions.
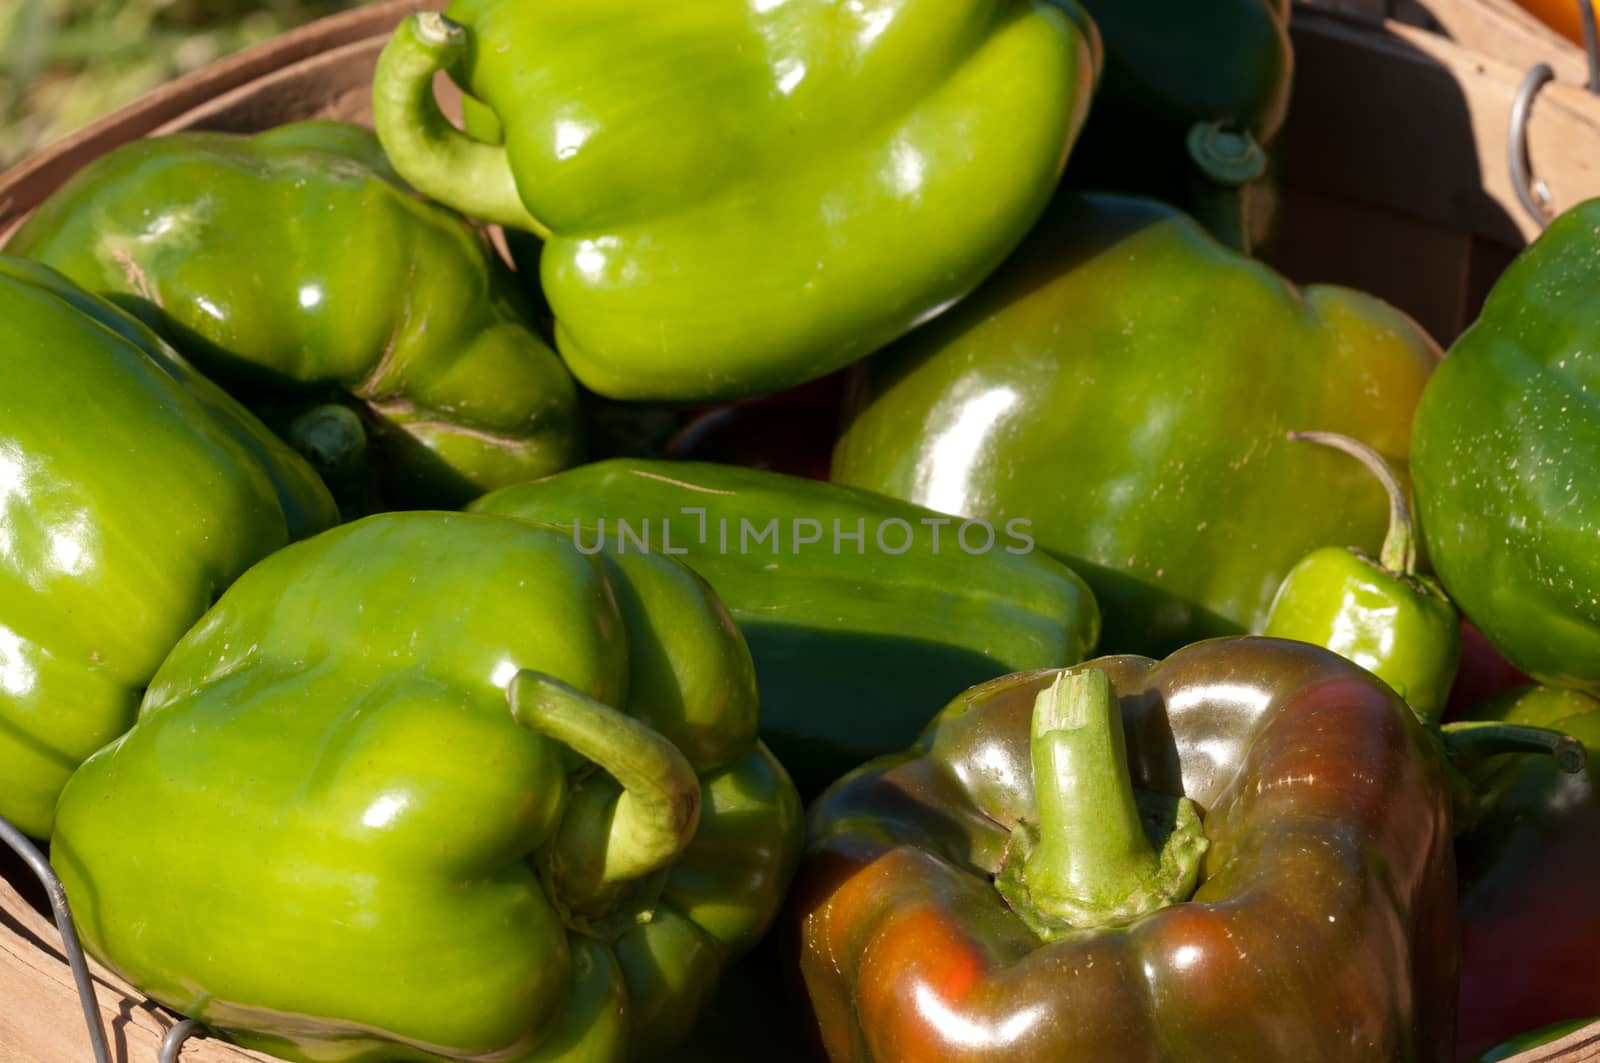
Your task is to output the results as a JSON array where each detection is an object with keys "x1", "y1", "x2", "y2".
[
  {"x1": 1264, "y1": 431, "x2": 1460, "y2": 724},
  {"x1": 0, "y1": 257, "x2": 335, "y2": 838},
  {"x1": 6, "y1": 121, "x2": 580, "y2": 510},
  {"x1": 1412, "y1": 199, "x2": 1600, "y2": 692},
  {"x1": 834, "y1": 192, "x2": 1440, "y2": 657},
  {"x1": 371, "y1": 3, "x2": 1102, "y2": 401},
  {"x1": 472, "y1": 459, "x2": 1100, "y2": 796},
  {"x1": 51, "y1": 512, "x2": 801, "y2": 1062},
  {"x1": 1068, "y1": 0, "x2": 1291, "y2": 250}
]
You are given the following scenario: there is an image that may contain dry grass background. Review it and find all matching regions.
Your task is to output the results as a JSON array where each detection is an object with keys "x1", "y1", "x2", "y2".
[{"x1": 0, "y1": 0, "x2": 363, "y2": 167}]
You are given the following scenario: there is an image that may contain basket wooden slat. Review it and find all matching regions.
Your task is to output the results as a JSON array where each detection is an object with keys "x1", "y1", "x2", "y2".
[
  {"x1": 1266, "y1": 5, "x2": 1600, "y2": 339},
  {"x1": 0, "y1": 874, "x2": 267, "y2": 1062},
  {"x1": 1305, "y1": 0, "x2": 1590, "y2": 77},
  {"x1": 1511, "y1": 1027, "x2": 1600, "y2": 1062},
  {"x1": 1410, "y1": 0, "x2": 1588, "y2": 74},
  {"x1": 150, "y1": 36, "x2": 390, "y2": 138}
]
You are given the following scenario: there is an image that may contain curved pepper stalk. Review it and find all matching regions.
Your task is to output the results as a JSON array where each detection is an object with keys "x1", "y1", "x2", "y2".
[
  {"x1": 372, "y1": 14, "x2": 547, "y2": 235},
  {"x1": 510, "y1": 670, "x2": 701, "y2": 911},
  {"x1": 1442, "y1": 720, "x2": 1586, "y2": 778},
  {"x1": 1264, "y1": 431, "x2": 1460, "y2": 724}
]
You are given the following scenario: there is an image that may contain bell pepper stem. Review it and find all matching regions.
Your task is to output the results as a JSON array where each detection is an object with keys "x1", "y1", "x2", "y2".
[
  {"x1": 996, "y1": 670, "x2": 1206, "y2": 936},
  {"x1": 1186, "y1": 121, "x2": 1268, "y2": 187},
  {"x1": 1442, "y1": 720, "x2": 1587, "y2": 775},
  {"x1": 1028, "y1": 670, "x2": 1153, "y2": 900},
  {"x1": 372, "y1": 13, "x2": 549, "y2": 236},
  {"x1": 1289, "y1": 431, "x2": 1416, "y2": 574},
  {"x1": 509, "y1": 671, "x2": 701, "y2": 889},
  {"x1": 285, "y1": 403, "x2": 367, "y2": 483}
]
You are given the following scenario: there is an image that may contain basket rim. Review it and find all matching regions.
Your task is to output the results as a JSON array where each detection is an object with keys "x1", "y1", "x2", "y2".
[{"x1": 0, "y1": 0, "x2": 439, "y2": 225}]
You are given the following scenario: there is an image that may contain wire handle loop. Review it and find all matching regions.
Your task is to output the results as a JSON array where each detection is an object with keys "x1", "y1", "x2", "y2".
[
  {"x1": 159, "y1": 1019, "x2": 208, "y2": 1063},
  {"x1": 1509, "y1": 62, "x2": 1557, "y2": 227},
  {"x1": 1510, "y1": 1, "x2": 1600, "y2": 228},
  {"x1": 1581, "y1": 0, "x2": 1600, "y2": 92}
]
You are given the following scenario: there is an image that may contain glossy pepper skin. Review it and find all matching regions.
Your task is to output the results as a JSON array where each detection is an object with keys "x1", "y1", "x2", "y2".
[
  {"x1": 370, "y1": 3, "x2": 1102, "y2": 401},
  {"x1": 834, "y1": 192, "x2": 1441, "y2": 658},
  {"x1": 472, "y1": 459, "x2": 1100, "y2": 797},
  {"x1": 0, "y1": 258, "x2": 334, "y2": 839},
  {"x1": 1069, "y1": 0, "x2": 1291, "y2": 251},
  {"x1": 6, "y1": 121, "x2": 580, "y2": 510},
  {"x1": 1454, "y1": 686, "x2": 1600, "y2": 1060},
  {"x1": 51, "y1": 512, "x2": 802, "y2": 1063},
  {"x1": 1264, "y1": 432, "x2": 1460, "y2": 724},
  {"x1": 795, "y1": 637, "x2": 1458, "y2": 1061},
  {"x1": 1412, "y1": 200, "x2": 1600, "y2": 691},
  {"x1": 1268, "y1": 546, "x2": 1459, "y2": 721}
]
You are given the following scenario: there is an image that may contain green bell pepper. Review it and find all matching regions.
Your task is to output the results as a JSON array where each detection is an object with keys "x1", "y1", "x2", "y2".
[
  {"x1": 1412, "y1": 200, "x2": 1600, "y2": 691},
  {"x1": 370, "y1": 3, "x2": 1103, "y2": 401},
  {"x1": 471, "y1": 459, "x2": 1100, "y2": 796},
  {"x1": 0, "y1": 258, "x2": 335, "y2": 839},
  {"x1": 50, "y1": 511, "x2": 801, "y2": 1063},
  {"x1": 1069, "y1": 0, "x2": 1292, "y2": 250},
  {"x1": 833, "y1": 191, "x2": 1441, "y2": 657},
  {"x1": 1264, "y1": 431, "x2": 1460, "y2": 724},
  {"x1": 6, "y1": 121, "x2": 580, "y2": 510}
]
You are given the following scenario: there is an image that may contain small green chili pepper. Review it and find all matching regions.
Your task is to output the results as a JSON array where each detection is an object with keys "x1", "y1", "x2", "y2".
[{"x1": 1264, "y1": 430, "x2": 1460, "y2": 724}]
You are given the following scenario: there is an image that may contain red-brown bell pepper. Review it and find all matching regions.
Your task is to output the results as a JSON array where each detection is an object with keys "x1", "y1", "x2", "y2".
[{"x1": 794, "y1": 637, "x2": 1458, "y2": 1061}]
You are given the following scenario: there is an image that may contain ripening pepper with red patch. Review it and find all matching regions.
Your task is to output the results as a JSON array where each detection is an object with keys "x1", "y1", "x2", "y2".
[{"x1": 794, "y1": 638, "x2": 1458, "y2": 1061}]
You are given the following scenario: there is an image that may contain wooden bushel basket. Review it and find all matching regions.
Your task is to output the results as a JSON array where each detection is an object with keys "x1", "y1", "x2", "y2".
[{"x1": 1, "y1": 0, "x2": 1598, "y2": 1059}]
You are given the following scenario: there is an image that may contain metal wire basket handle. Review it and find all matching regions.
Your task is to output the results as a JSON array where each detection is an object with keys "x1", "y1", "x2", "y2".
[
  {"x1": 0, "y1": 814, "x2": 111, "y2": 1063},
  {"x1": 1510, "y1": 0, "x2": 1600, "y2": 227},
  {"x1": 0, "y1": 813, "x2": 214, "y2": 1062}
]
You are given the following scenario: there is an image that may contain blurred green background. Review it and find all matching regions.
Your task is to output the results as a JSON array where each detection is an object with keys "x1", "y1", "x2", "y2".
[{"x1": 0, "y1": 0, "x2": 362, "y2": 167}]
